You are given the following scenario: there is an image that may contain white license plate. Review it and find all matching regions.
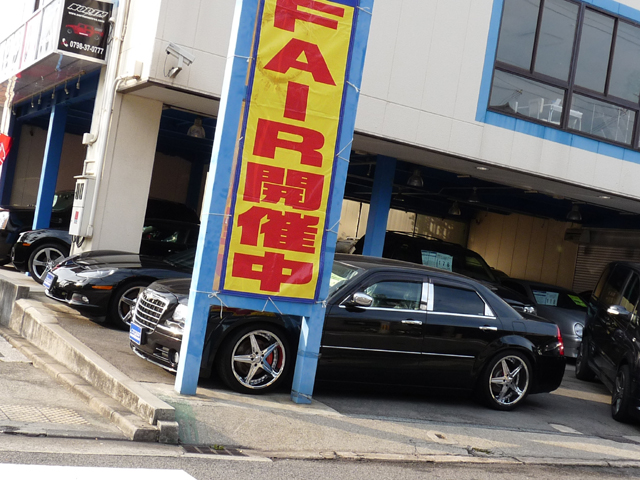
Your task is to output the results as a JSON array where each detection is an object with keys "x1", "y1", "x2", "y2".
[
  {"x1": 129, "y1": 323, "x2": 142, "y2": 345},
  {"x1": 43, "y1": 272, "x2": 55, "y2": 290}
]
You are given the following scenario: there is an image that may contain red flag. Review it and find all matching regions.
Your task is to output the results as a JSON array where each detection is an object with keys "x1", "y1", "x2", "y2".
[{"x1": 0, "y1": 134, "x2": 11, "y2": 166}]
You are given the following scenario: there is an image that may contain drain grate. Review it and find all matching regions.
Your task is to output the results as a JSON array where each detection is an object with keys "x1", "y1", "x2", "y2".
[
  {"x1": 0, "y1": 405, "x2": 89, "y2": 425},
  {"x1": 183, "y1": 445, "x2": 247, "y2": 456}
]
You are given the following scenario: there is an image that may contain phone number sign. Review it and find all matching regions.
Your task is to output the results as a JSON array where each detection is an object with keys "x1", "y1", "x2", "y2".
[{"x1": 218, "y1": 0, "x2": 357, "y2": 301}]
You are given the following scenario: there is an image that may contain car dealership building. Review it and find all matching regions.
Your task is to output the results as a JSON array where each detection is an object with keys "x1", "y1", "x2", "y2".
[{"x1": 3, "y1": 0, "x2": 640, "y2": 294}]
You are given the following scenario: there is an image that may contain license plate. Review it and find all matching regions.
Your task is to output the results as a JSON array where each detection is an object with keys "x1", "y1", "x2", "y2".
[
  {"x1": 43, "y1": 272, "x2": 55, "y2": 290},
  {"x1": 129, "y1": 323, "x2": 143, "y2": 345}
]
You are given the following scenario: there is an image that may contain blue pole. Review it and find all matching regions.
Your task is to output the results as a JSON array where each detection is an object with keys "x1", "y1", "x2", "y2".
[
  {"x1": 361, "y1": 155, "x2": 396, "y2": 257},
  {"x1": 175, "y1": 0, "x2": 259, "y2": 395},
  {"x1": 33, "y1": 104, "x2": 68, "y2": 229},
  {"x1": 0, "y1": 117, "x2": 21, "y2": 206},
  {"x1": 290, "y1": 0, "x2": 376, "y2": 404}
]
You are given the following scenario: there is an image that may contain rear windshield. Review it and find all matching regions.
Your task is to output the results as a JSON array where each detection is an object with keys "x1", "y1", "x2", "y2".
[
  {"x1": 531, "y1": 287, "x2": 587, "y2": 310},
  {"x1": 420, "y1": 249, "x2": 496, "y2": 282}
]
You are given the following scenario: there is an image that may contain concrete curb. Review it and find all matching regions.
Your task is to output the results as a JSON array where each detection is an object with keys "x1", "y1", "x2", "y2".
[{"x1": 0, "y1": 275, "x2": 179, "y2": 443}]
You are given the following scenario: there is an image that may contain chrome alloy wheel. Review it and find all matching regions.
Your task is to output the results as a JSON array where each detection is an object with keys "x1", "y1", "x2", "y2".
[
  {"x1": 117, "y1": 285, "x2": 147, "y2": 326},
  {"x1": 488, "y1": 355, "x2": 530, "y2": 407},
  {"x1": 230, "y1": 330, "x2": 286, "y2": 390},
  {"x1": 31, "y1": 246, "x2": 65, "y2": 282}
]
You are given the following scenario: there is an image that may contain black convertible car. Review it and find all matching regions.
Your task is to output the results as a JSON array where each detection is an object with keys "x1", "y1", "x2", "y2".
[
  {"x1": 44, "y1": 249, "x2": 194, "y2": 329},
  {"x1": 129, "y1": 255, "x2": 566, "y2": 411}
]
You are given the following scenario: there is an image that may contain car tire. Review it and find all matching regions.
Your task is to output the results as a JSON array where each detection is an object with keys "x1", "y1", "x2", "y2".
[
  {"x1": 28, "y1": 243, "x2": 69, "y2": 284},
  {"x1": 478, "y1": 350, "x2": 532, "y2": 411},
  {"x1": 107, "y1": 280, "x2": 150, "y2": 330},
  {"x1": 216, "y1": 324, "x2": 291, "y2": 395},
  {"x1": 611, "y1": 364, "x2": 633, "y2": 423},
  {"x1": 574, "y1": 338, "x2": 595, "y2": 381},
  {"x1": 66, "y1": 28, "x2": 73, "y2": 34}
]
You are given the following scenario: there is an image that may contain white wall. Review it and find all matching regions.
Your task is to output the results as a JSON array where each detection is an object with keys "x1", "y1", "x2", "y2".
[{"x1": 355, "y1": 0, "x2": 640, "y2": 203}]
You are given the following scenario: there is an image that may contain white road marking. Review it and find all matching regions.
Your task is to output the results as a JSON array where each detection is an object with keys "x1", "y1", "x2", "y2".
[
  {"x1": 549, "y1": 423, "x2": 583, "y2": 435},
  {"x1": 0, "y1": 464, "x2": 197, "y2": 479},
  {"x1": 0, "y1": 337, "x2": 29, "y2": 363}
]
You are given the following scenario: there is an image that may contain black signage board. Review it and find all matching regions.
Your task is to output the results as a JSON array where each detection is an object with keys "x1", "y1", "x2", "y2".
[{"x1": 57, "y1": 0, "x2": 113, "y2": 61}]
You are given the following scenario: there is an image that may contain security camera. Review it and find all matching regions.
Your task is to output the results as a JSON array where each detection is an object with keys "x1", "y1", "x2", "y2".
[
  {"x1": 166, "y1": 43, "x2": 195, "y2": 66},
  {"x1": 165, "y1": 43, "x2": 195, "y2": 78}
]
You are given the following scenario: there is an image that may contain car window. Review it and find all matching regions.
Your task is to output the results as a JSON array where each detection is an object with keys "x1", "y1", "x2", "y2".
[
  {"x1": 501, "y1": 281, "x2": 529, "y2": 298},
  {"x1": 432, "y1": 284, "x2": 486, "y2": 316},
  {"x1": 142, "y1": 225, "x2": 186, "y2": 244},
  {"x1": 329, "y1": 262, "x2": 362, "y2": 297},
  {"x1": 592, "y1": 264, "x2": 611, "y2": 301},
  {"x1": 620, "y1": 274, "x2": 640, "y2": 327},
  {"x1": 530, "y1": 287, "x2": 587, "y2": 311},
  {"x1": 363, "y1": 281, "x2": 422, "y2": 310},
  {"x1": 600, "y1": 266, "x2": 630, "y2": 307}
]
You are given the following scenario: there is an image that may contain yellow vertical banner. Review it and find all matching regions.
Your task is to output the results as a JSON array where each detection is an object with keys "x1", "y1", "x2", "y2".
[{"x1": 219, "y1": 0, "x2": 356, "y2": 300}]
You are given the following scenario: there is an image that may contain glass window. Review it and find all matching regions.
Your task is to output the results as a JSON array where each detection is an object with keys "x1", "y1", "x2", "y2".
[
  {"x1": 619, "y1": 275, "x2": 640, "y2": 323},
  {"x1": 534, "y1": 0, "x2": 579, "y2": 81},
  {"x1": 502, "y1": 281, "x2": 529, "y2": 298},
  {"x1": 433, "y1": 285, "x2": 485, "y2": 316},
  {"x1": 490, "y1": 70, "x2": 565, "y2": 125},
  {"x1": 364, "y1": 281, "x2": 422, "y2": 310},
  {"x1": 496, "y1": 0, "x2": 540, "y2": 70},
  {"x1": 609, "y1": 21, "x2": 640, "y2": 103},
  {"x1": 593, "y1": 265, "x2": 611, "y2": 301},
  {"x1": 575, "y1": 10, "x2": 614, "y2": 93},
  {"x1": 600, "y1": 266, "x2": 630, "y2": 307},
  {"x1": 329, "y1": 262, "x2": 362, "y2": 297},
  {"x1": 530, "y1": 288, "x2": 587, "y2": 310},
  {"x1": 569, "y1": 94, "x2": 635, "y2": 145}
]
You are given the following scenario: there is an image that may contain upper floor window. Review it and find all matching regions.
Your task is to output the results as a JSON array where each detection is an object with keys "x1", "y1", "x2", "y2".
[{"x1": 489, "y1": 0, "x2": 640, "y2": 149}]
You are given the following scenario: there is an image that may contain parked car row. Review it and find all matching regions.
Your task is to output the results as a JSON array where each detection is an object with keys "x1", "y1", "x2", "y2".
[{"x1": 45, "y1": 228, "x2": 640, "y2": 418}]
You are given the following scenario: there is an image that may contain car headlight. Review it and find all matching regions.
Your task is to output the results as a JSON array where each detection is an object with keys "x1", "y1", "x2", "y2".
[
  {"x1": 77, "y1": 269, "x2": 116, "y2": 278},
  {"x1": 574, "y1": 322, "x2": 584, "y2": 338},
  {"x1": 170, "y1": 303, "x2": 189, "y2": 329},
  {"x1": 523, "y1": 305, "x2": 537, "y2": 315},
  {"x1": 0, "y1": 212, "x2": 9, "y2": 230}
]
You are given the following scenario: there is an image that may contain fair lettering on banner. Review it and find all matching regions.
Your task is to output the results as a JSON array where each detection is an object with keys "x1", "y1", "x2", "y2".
[
  {"x1": 218, "y1": 0, "x2": 356, "y2": 301},
  {"x1": 0, "y1": 135, "x2": 12, "y2": 166}
]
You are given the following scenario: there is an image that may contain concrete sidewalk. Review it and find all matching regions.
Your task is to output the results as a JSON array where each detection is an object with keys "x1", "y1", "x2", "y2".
[{"x1": 0, "y1": 267, "x2": 639, "y2": 467}]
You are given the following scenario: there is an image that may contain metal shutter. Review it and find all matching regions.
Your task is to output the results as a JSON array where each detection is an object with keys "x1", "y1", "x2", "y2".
[{"x1": 573, "y1": 245, "x2": 640, "y2": 294}]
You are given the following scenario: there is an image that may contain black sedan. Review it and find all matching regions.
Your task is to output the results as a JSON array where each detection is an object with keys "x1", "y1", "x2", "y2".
[
  {"x1": 44, "y1": 249, "x2": 194, "y2": 329},
  {"x1": 500, "y1": 279, "x2": 586, "y2": 358},
  {"x1": 129, "y1": 255, "x2": 566, "y2": 411}
]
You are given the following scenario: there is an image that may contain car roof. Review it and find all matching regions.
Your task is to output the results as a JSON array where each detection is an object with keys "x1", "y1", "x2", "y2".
[{"x1": 334, "y1": 253, "x2": 482, "y2": 285}]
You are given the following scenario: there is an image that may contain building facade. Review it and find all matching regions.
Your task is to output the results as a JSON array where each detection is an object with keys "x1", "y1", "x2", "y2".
[{"x1": 3, "y1": 0, "x2": 640, "y2": 292}]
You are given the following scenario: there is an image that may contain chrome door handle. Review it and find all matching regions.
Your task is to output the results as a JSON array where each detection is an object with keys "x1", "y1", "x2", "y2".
[
  {"x1": 402, "y1": 320, "x2": 423, "y2": 325},
  {"x1": 479, "y1": 326, "x2": 498, "y2": 331}
]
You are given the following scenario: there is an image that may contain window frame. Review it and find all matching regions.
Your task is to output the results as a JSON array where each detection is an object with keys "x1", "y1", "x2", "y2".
[{"x1": 490, "y1": 0, "x2": 640, "y2": 149}]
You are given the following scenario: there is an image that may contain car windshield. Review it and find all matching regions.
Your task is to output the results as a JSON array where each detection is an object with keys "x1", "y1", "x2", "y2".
[
  {"x1": 163, "y1": 248, "x2": 196, "y2": 269},
  {"x1": 329, "y1": 261, "x2": 362, "y2": 297},
  {"x1": 531, "y1": 287, "x2": 587, "y2": 310},
  {"x1": 52, "y1": 192, "x2": 74, "y2": 212},
  {"x1": 420, "y1": 249, "x2": 496, "y2": 282}
]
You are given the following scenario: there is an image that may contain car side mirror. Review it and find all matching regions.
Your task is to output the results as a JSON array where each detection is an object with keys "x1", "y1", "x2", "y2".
[
  {"x1": 346, "y1": 292, "x2": 373, "y2": 308},
  {"x1": 607, "y1": 305, "x2": 631, "y2": 319}
]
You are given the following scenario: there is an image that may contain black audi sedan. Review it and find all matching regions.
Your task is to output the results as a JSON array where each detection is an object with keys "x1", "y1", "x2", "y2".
[
  {"x1": 129, "y1": 255, "x2": 566, "y2": 411},
  {"x1": 44, "y1": 248, "x2": 194, "y2": 329},
  {"x1": 576, "y1": 261, "x2": 640, "y2": 423}
]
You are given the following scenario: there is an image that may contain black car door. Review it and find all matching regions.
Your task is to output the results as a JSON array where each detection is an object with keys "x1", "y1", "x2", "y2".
[
  {"x1": 319, "y1": 273, "x2": 427, "y2": 386},
  {"x1": 421, "y1": 279, "x2": 504, "y2": 389},
  {"x1": 599, "y1": 271, "x2": 640, "y2": 383},
  {"x1": 591, "y1": 265, "x2": 631, "y2": 383}
]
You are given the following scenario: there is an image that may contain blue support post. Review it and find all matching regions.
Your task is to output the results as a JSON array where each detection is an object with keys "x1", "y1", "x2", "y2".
[
  {"x1": 362, "y1": 155, "x2": 396, "y2": 257},
  {"x1": 33, "y1": 104, "x2": 68, "y2": 229},
  {"x1": 175, "y1": 0, "x2": 260, "y2": 395},
  {"x1": 291, "y1": 306, "x2": 325, "y2": 404},
  {"x1": 0, "y1": 117, "x2": 21, "y2": 206}
]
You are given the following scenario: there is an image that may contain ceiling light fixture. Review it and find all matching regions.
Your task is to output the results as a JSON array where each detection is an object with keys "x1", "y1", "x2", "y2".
[
  {"x1": 448, "y1": 201, "x2": 461, "y2": 216},
  {"x1": 407, "y1": 169, "x2": 424, "y2": 188},
  {"x1": 476, "y1": 166, "x2": 489, "y2": 171},
  {"x1": 468, "y1": 187, "x2": 480, "y2": 203},
  {"x1": 566, "y1": 204, "x2": 582, "y2": 222},
  {"x1": 598, "y1": 195, "x2": 611, "y2": 199}
]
